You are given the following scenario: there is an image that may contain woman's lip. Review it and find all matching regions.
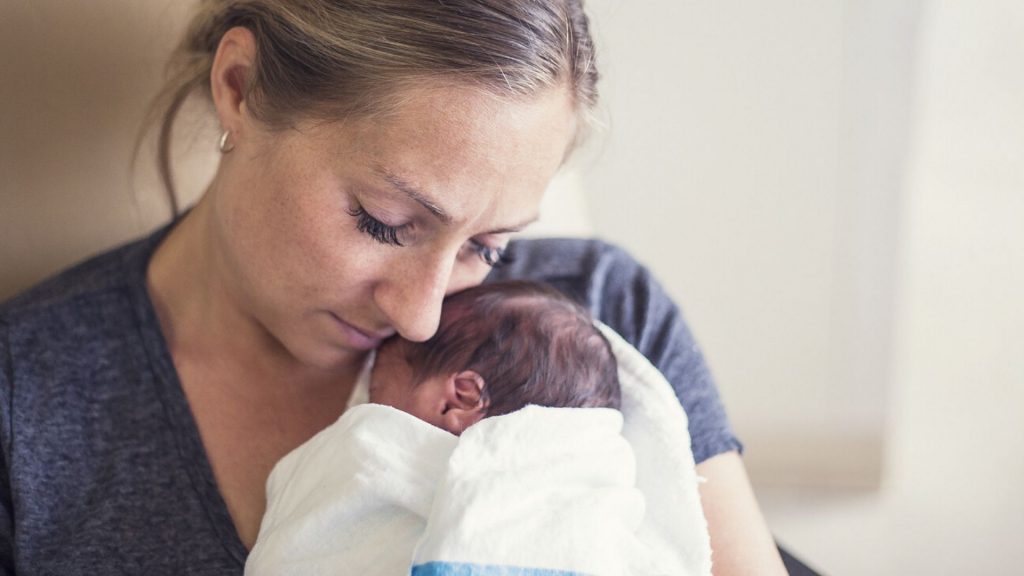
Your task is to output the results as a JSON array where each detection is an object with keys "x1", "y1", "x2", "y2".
[{"x1": 328, "y1": 313, "x2": 393, "y2": 350}]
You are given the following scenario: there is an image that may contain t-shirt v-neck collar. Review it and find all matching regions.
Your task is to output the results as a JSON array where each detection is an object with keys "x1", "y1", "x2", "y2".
[{"x1": 126, "y1": 220, "x2": 250, "y2": 566}]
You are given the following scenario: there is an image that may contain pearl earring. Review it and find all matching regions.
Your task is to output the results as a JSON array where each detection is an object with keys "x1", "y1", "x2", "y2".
[{"x1": 218, "y1": 130, "x2": 235, "y2": 153}]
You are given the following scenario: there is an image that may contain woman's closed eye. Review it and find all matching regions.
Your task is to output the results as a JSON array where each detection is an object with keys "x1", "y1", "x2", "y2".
[
  {"x1": 349, "y1": 205, "x2": 513, "y2": 268},
  {"x1": 348, "y1": 206, "x2": 410, "y2": 247},
  {"x1": 468, "y1": 240, "x2": 514, "y2": 268}
]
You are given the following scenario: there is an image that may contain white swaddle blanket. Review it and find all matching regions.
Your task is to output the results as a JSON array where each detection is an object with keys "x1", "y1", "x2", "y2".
[
  {"x1": 245, "y1": 324, "x2": 711, "y2": 576},
  {"x1": 411, "y1": 404, "x2": 653, "y2": 575}
]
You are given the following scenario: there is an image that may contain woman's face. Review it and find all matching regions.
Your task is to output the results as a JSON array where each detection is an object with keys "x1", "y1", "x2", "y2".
[{"x1": 210, "y1": 84, "x2": 577, "y2": 370}]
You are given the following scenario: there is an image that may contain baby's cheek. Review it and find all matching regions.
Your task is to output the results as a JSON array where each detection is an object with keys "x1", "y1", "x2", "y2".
[
  {"x1": 367, "y1": 375, "x2": 392, "y2": 406},
  {"x1": 409, "y1": 386, "x2": 447, "y2": 427}
]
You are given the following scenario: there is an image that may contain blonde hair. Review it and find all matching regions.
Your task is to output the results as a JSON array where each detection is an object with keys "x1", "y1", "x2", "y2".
[{"x1": 146, "y1": 0, "x2": 600, "y2": 215}]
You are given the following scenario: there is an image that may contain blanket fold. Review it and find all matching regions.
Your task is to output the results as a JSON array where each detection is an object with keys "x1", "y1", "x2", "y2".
[
  {"x1": 245, "y1": 404, "x2": 458, "y2": 576},
  {"x1": 411, "y1": 405, "x2": 653, "y2": 576}
]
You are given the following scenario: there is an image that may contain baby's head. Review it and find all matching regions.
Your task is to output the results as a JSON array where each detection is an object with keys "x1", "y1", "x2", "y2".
[{"x1": 369, "y1": 281, "x2": 620, "y2": 435}]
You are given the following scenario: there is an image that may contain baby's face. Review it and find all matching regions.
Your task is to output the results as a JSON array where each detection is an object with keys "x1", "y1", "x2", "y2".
[{"x1": 369, "y1": 338, "x2": 448, "y2": 430}]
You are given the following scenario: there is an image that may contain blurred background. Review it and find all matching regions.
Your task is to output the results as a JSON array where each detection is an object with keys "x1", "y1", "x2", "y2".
[{"x1": 2, "y1": 1, "x2": 1022, "y2": 574}]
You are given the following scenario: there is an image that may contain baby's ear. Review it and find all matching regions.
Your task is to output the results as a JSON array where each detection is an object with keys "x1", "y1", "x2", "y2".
[{"x1": 442, "y1": 370, "x2": 488, "y2": 435}]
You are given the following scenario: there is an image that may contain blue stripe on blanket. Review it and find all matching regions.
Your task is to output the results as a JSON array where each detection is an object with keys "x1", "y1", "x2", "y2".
[{"x1": 411, "y1": 562, "x2": 589, "y2": 576}]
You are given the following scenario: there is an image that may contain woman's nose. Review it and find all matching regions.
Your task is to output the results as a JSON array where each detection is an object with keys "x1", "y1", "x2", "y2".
[{"x1": 374, "y1": 251, "x2": 456, "y2": 342}]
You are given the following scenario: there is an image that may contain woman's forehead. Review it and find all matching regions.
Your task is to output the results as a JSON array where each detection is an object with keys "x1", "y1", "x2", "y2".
[
  {"x1": 362, "y1": 85, "x2": 573, "y2": 166},
  {"x1": 311, "y1": 84, "x2": 577, "y2": 225}
]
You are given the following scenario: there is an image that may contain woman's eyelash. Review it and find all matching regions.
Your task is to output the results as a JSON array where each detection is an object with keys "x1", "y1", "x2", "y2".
[
  {"x1": 348, "y1": 205, "x2": 511, "y2": 267},
  {"x1": 472, "y1": 241, "x2": 514, "y2": 268},
  {"x1": 347, "y1": 206, "x2": 407, "y2": 247}
]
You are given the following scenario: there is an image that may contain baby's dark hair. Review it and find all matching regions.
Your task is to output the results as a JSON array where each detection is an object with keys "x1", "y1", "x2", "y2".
[{"x1": 400, "y1": 280, "x2": 620, "y2": 416}]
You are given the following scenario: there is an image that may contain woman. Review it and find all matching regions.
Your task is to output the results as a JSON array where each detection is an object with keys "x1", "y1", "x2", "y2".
[{"x1": 0, "y1": 1, "x2": 785, "y2": 574}]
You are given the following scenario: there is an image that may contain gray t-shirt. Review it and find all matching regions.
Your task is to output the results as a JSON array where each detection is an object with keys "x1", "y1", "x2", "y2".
[{"x1": 0, "y1": 222, "x2": 740, "y2": 575}]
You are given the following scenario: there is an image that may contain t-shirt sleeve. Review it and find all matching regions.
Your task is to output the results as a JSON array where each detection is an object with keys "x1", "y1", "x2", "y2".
[
  {"x1": 0, "y1": 317, "x2": 15, "y2": 574},
  {"x1": 487, "y1": 238, "x2": 743, "y2": 464}
]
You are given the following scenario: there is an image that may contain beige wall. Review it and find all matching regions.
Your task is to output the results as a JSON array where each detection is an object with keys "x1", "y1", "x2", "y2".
[
  {"x1": 1, "y1": 1, "x2": 214, "y2": 301},
  {"x1": 760, "y1": 1, "x2": 1024, "y2": 572}
]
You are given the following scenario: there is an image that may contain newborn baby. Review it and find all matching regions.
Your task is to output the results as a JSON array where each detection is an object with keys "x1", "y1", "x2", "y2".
[
  {"x1": 246, "y1": 281, "x2": 649, "y2": 576},
  {"x1": 367, "y1": 280, "x2": 621, "y2": 435}
]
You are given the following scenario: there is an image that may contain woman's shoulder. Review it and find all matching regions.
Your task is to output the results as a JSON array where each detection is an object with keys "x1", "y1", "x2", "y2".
[
  {"x1": 0, "y1": 227, "x2": 169, "y2": 396},
  {"x1": 1, "y1": 227, "x2": 165, "y2": 325},
  {"x1": 488, "y1": 236, "x2": 742, "y2": 465},
  {"x1": 487, "y1": 236, "x2": 674, "y2": 365},
  {"x1": 0, "y1": 227, "x2": 173, "y2": 446},
  {"x1": 486, "y1": 236, "x2": 656, "y2": 326},
  {"x1": 487, "y1": 236, "x2": 640, "y2": 287}
]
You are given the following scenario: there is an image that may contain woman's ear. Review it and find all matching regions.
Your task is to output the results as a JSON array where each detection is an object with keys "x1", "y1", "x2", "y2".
[
  {"x1": 209, "y1": 26, "x2": 257, "y2": 139},
  {"x1": 441, "y1": 370, "x2": 488, "y2": 435}
]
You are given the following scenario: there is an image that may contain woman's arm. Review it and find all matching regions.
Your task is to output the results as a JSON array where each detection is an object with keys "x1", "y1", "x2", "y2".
[{"x1": 698, "y1": 451, "x2": 787, "y2": 575}]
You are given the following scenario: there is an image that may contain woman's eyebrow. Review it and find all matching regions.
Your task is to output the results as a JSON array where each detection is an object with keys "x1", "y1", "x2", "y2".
[
  {"x1": 373, "y1": 163, "x2": 539, "y2": 234},
  {"x1": 374, "y1": 164, "x2": 452, "y2": 225}
]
